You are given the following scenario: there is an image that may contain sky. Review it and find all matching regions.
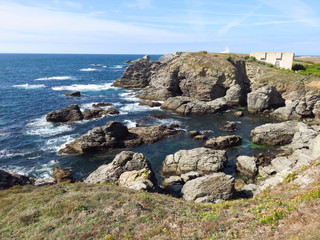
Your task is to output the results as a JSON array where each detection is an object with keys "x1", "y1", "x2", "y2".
[{"x1": 0, "y1": 0, "x2": 319, "y2": 55}]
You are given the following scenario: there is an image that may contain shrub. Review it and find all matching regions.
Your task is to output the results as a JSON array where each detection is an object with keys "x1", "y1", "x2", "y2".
[
  {"x1": 292, "y1": 64, "x2": 306, "y2": 71},
  {"x1": 199, "y1": 51, "x2": 208, "y2": 54}
]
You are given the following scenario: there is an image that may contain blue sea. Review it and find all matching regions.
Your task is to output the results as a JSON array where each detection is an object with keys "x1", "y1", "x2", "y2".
[{"x1": 0, "y1": 54, "x2": 273, "y2": 181}]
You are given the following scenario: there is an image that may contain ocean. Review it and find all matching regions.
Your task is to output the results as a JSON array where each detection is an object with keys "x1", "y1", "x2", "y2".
[{"x1": 0, "y1": 54, "x2": 273, "y2": 181}]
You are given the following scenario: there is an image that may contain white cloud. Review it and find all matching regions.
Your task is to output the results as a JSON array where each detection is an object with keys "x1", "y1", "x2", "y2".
[
  {"x1": 217, "y1": 7, "x2": 260, "y2": 36},
  {"x1": 257, "y1": 0, "x2": 319, "y2": 27},
  {"x1": 124, "y1": 0, "x2": 153, "y2": 10},
  {"x1": 0, "y1": 2, "x2": 202, "y2": 51}
]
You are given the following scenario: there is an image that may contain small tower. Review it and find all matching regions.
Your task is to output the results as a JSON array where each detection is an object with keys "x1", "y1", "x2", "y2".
[{"x1": 220, "y1": 45, "x2": 230, "y2": 54}]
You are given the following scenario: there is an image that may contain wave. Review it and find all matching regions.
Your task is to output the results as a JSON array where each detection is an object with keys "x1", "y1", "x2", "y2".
[
  {"x1": 120, "y1": 103, "x2": 152, "y2": 113},
  {"x1": 12, "y1": 84, "x2": 46, "y2": 89},
  {"x1": 124, "y1": 120, "x2": 137, "y2": 128},
  {"x1": 110, "y1": 65, "x2": 125, "y2": 69},
  {"x1": 44, "y1": 135, "x2": 76, "y2": 152},
  {"x1": 35, "y1": 76, "x2": 74, "y2": 81},
  {"x1": 26, "y1": 116, "x2": 74, "y2": 137},
  {"x1": 119, "y1": 92, "x2": 140, "y2": 102},
  {"x1": 80, "y1": 68, "x2": 99, "y2": 72},
  {"x1": 52, "y1": 83, "x2": 114, "y2": 91},
  {"x1": 155, "y1": 118, "x2": 182, "y2": 127},
  {"x1": 3, "y1": 160, "x2": 58, "y2": 179}
]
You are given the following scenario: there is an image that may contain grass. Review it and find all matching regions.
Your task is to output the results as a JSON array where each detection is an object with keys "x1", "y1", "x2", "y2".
[{"x1": 1, "y1": 167, "x2": 320, "y2": 240}]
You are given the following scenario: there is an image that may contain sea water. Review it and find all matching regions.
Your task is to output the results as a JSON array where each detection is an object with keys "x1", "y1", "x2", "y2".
[{"x1": 0, "y1": 54, "x2": 273, "y2": 180}]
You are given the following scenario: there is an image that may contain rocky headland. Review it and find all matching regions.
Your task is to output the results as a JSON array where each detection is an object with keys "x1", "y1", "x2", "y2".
[{"x1": 2, "y1": 52, "x2": 320, "y2": 239}]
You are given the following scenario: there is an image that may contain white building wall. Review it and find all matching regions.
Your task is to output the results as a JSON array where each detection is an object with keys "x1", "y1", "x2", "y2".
[{"x1": 250, "y1": 52, "x2": 295, "y2": 69}]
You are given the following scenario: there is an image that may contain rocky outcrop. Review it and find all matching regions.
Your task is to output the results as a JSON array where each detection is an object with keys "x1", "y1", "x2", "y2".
[
  {"x1": 181, "y1": 173, "x2": 235, "y2": 203},
  {"x1": 138, "y1": 101, "x2": 161, "y2": 107},
  {"x1": 52, "y1": 168, "x2": 73, "y2": 183},
  {"x1": 204, "y1": 135, "x2": 242, "y2": 149},
  {"x1": 160, "y1": 96, "x2": 228, "y2": 115},
  {"x1": 236, "y1": 156, "x2": 257, "y2": 181},
  {"x1": 64, "y1": 91, "x2": 81, "y2": 97},
  {"x1": 83, "y1": 108, "x2": 119, "y2": 120},
  {"x1": 0, "y1": 170, "x2": 33, "y2": 189},
  {"x1": 112, "y1": 57, "x2": 161, "y2": 88},
  {"x1": 137, "y1": 53, "x2": 249, "y2": 105},
  {"x1": 85, "y1": 151, "x2": 156, "y2": 191},
  {"x1": 251, "y1": 121, "x2": 299, "y2": 146},
  {"x1": 58, "y1": 121, "x2": 182, "y2": 154},
  {"x1": 92, "y1": 102, "x2": 113, "y2": 108},
  {"x1": 247, "y1": 85, "x2": 284, "y2": 113},
  {"x1": 46, "y1": 104, "x2": 84, "y2": 122},
  {"x1": 161, "y1": 147, "x2": 227, "y2": 178},
  {"x1": 271, "y1": 91, "x2": 320, "y2": 120}
]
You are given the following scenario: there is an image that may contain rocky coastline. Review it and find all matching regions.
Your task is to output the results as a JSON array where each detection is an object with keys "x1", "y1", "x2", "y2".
[{"x1": 2, "y1": 52, "x2": 320, "y2": 205}]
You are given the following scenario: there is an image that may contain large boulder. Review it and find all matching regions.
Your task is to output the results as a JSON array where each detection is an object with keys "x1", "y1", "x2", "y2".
[
  {"x1": 83, "y1": 108, "x2": 119, "y2": 120},
  {"x1": 58, "y1": 122, "x2": 181, "y2": 154},
  {"x1": 247, "y1": 86, "x2": 284, "y2": 113},
  {"x1": 236, "y1": 156, "x2": 257, "y2": 180},
  {"x1": 0, "y1": 170, "x2": 32, "y2": 189},
  {"x1": 46, "y1": 104, "x2": 84, "y2": 122},
  {"x1": 85, "y1": 151, "x2": 156, "y2": 190},
  {"x1": 181, "y1": 172, "x2": 235, "y2": 203},
  {"x1": 52, "y1": 168, "x2": 73, "y2": 183},
  {"x1": 161, "y1": 147, "x2": 227, "y2": 178},
  {"x1": 204, "y1": 135, "x2": 242, "y2": 149},
  {"x1": 160, "y1": 96, "x2": 228, "y2": 115},
  {"x1": 251, "y1": 121, "x2": 299, "y2": 146},
  {"x1": 112, "y1": 57, "x2": 160, "y2": 88}
]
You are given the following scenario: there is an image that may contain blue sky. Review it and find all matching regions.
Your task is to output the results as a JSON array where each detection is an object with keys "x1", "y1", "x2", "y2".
[{"x1": 0, "y1": 0, "x2": 319, "y2": 54}]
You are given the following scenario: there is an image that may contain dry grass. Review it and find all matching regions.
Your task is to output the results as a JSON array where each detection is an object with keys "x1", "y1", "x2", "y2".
[{"x1": 1, "y1": 164, "x2": 320, "y2": 239}]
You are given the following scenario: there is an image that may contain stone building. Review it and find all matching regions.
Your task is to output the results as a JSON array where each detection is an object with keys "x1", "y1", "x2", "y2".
[{"x1": 250, "y1": 52, "x2": 295, "y2": 70}]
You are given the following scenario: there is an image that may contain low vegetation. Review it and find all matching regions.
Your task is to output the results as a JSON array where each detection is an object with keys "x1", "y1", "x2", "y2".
[{"x1": 1, "y1": 159, "x2": 320, "y2": 239}]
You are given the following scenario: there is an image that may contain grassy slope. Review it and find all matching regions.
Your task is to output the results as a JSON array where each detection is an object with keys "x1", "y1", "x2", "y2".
[{"x1": 1, "y1": 159, "x2": 320, "y2": 240}]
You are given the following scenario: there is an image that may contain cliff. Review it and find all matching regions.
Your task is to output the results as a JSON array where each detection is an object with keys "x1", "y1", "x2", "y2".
[{"x1": 113, "y1": 52, "x2": 320, "y2": 120}]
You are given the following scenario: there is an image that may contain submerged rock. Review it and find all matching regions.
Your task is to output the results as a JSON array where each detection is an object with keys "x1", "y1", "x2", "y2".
[
  {"x1": 46, "y1": 104, "x2": 84, "y2": 122},
  {"x1": 92, "y1": 102, "x2": 113, "y2": 108},
  {"x1": 58, "y1": 121, "x2": 182, "y2": 154},
  {"x1": 85, "y1": 151, "x2": 156, "y2": 191},
  {"x1": 64, "y1": 91, "x2": 81, "y2": 97},
  {"x1": 220, "y1": 122, "x2": 236, "y2": 131},
  {"x1": 204, "y1": 135, "x2": 242, "y2": 149},
  {"x1": 181, "y1": 172, "x2": 235, "y2": 203},
  {"x1": 0, "y1": 169, "x2": 33, "y2": 189}
]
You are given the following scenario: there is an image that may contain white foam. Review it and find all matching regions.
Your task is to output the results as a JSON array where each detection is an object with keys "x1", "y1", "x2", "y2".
[
  {"x1": 26, "y1": 116, "x2": 74, "y2": 137},
  {"x1": 110, "y1": 65, "x2": 125, "y2": 69},
  {"x1": 124, "y1": 120, "x2": 137, "y2": 128},
  {"x1": 35, "y1": 76, "x2": 74, "y2": 81},
  {"x1": 155, "y1": 118, "x2": 182, "y2": 126},
  {"x1": 80, "y1": 68, "x2": 99, "y2": 72},
  {"x1": 52, "y1": 83, "x2": 114, "y2": 91},
  {"x1": 90, "y1": 64, "x2": 102, "y2": 66},
  {"x1": 0, "y1": 150, "x2": 16, "y2": 158},
  {"x1": 119, "y1": 92, "x2": 140, "y2": 102},
  {"x1": 44, "y1": 135, "x2": 76, "y2": 152},
  {"x1": 120, "y1": 103, "x2": 151, "y2": 113},
  {"x1": 12, "y1": 84, "x2": 46, "y2": 89}
]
